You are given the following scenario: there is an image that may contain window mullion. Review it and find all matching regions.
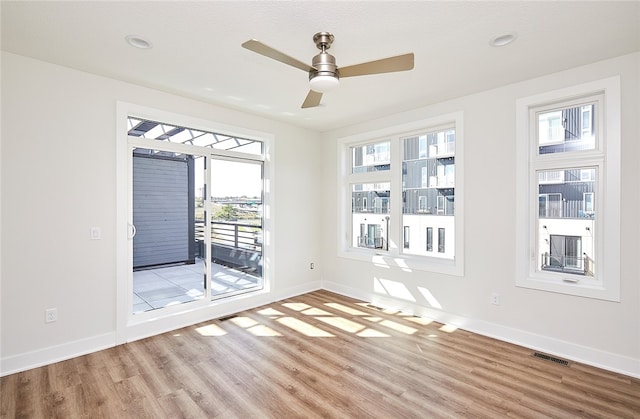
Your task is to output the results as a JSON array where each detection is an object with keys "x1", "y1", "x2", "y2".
[{"x1": 389, "y1": 136, "x2": 402, "y2": 256}]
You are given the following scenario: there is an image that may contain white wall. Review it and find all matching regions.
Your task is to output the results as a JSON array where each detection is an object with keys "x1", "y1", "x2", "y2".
[
  {"x1": 320, "y1": 53, "x2": 640, "y2": 377},
  {"x1": 0, "y1": 52, "x2": 322, "y2": 374},
  {"x1": 2, "y1": 50, "x2": 638, "y2": 378}
]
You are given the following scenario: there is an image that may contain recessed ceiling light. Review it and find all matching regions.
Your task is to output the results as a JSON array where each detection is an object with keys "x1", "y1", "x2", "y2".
[
  {"x1": 125, "y1": 35, "x2": 153, "y2": 49},
  {"x1": 490, "y1": 32, "x2": 517, "y2": 47}
]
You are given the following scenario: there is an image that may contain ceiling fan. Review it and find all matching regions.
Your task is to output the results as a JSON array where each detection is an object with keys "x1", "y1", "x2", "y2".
[{"x1": 242, "y1": 32, "x2": 414, "y2": 108}]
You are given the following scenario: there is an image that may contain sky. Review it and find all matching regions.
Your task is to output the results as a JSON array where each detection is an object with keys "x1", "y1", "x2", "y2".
[{"x1": 195, "y1": 157, "x2": 262, "y2": 198}]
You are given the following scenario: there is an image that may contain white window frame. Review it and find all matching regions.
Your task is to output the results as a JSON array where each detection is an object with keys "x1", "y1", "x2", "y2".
[
  {"x1": 515, "y1": 77, "x2": 620, "y2": 301},
  {"x1": 337, "y1": 112, "x2": 464, "y2": 276}
]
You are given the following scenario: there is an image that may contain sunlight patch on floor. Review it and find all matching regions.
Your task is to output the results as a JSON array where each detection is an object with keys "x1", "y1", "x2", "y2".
[
  {"x1": 230, "y1": 316, "x2": 259, "y2": 328},
  {"x1": 195, "y1": 324, "x2": 227, "y2": 336},
  {"x1": 324, "y1": 302, "x2": 368, "y2": 316},
  {"x1": 301, "y1": 307, "x2": 333, "y2": 316},
  {"x1": 357, "y1": 328, "x2": 390, "y2": 337},
  {"x1": 379, "y1": 320, "x2": 418, "y2": 335},
  {"x1": 282, "y1": 302, "x2": 312, "y2": 311},
  {"x1": 247, "y1": 324, "x2": 282, "y2": 337},
  {"x1": 439, "y1": 324, "x2": 458, "y2": 333},
  {"x1": 257, "y1": 307, "x2": 285, "y2": 317},
  {"x1": 315, "y1": 316, "x2": 366, "y2": 334},
  {"x1": 277, "y1": 317, "x2": 335, "y2": 337}
]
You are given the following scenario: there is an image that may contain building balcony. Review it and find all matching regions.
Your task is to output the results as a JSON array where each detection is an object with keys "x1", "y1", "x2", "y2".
[
  {"x1": 357, "y1": 236, "x2": 385, "y2": 249},
  {"x1": 428, "y1": 175, "x2": 455, "y2": 188},
  {"x1": 429, "y1": 141, "x2": 455, "y2": 158},
  {"x1": 133, "y1": 221, "x2": 262, "y2": 313},
  {"x1": 540, "y1": 252, "x2": 594, "y2": 276}
]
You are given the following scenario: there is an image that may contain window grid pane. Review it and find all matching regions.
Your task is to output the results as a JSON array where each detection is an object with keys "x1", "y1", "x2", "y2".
[
  {"x1": 537, "y1": 103, "x2": 596, "y2": 155},
  {"x1": 401, "y1": 129, "x2": 455, "y2": 259},
  {"x1": 351, "y1": 140, "x2": 391, "y2": 173},
  {"x1": 537, "y1": 167, "x2": 596, "y2": 277}
]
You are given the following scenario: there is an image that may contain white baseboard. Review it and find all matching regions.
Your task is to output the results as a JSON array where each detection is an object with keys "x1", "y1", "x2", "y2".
[
  {"x1": 4, "y1": 280, "x2": 637, "y2": 380},
  {"x1": 1, "y1": 332, "x2": 116, "y2": 377},
  {"x1": 1, "y1": 281, "x2": 322, "y2": 377},
  {"x1": 322, "y1": 280, "x2": 640, "y2": 379}
]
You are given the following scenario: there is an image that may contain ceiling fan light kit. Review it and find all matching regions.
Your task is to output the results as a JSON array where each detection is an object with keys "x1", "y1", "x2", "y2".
[
  {"x1": 242, "y1": 31, "x2": 414, "y2": 108},
  {"x1": 309, "y1": 75, "x2": 339, "y2": 93}
]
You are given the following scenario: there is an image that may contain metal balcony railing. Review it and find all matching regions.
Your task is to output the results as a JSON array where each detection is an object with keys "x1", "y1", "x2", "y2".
[
  {"x1": 357, "y1": 236, "x2": 385, "y2": 249},
  {"x1": 541, "y1": 252, "x2": 593, "y2": 276},
  {"x1": 195, "y1": 220, "x2": 262, "y2": 275}
]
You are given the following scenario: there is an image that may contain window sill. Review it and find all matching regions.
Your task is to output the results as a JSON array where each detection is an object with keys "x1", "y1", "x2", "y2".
[
  {"x1": 338, "y1": 248, "x2": 463, "y2": 277},
  {"x1": 516, "y1": 275, "x2": 619, "y2": 302}
]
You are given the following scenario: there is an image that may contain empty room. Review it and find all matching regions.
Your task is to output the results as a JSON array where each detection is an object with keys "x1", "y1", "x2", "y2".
[{"x1": 1, "y1": 1, "x2": 639, "y2": 417}]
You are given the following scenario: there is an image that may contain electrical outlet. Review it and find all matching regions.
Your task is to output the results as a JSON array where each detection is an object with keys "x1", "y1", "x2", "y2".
[
  {"x1": 310, "y1": 262, "x2": 315, "y2": 270},
  {"x1": 491, "y1": 293, "x2": 500, "y2": 306},
  {"x1": 45, "y1": 308, "x2": 58, "y2": 323}
]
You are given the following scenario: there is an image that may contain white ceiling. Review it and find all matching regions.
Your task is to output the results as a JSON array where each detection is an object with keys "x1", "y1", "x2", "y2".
[{"x1": 2, "y1": 1, "x2": 639, "y2": 132}]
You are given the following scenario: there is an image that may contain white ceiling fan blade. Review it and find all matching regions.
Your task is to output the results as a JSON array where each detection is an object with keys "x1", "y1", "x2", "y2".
[
  {"x1": 302, "y1": 90, "x2": 323, "y2": 108},
  {"x1": 242, "y1": 39, "x2": 314, "y2": 73},
  {"x1": 339, "y1": 53, "x2": 414, "y2": 78}
]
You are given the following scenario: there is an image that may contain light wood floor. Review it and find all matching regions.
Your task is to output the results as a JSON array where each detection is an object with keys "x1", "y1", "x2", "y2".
[{"x1": 2, "y1": 290, "x2": 639, "y2": 418}]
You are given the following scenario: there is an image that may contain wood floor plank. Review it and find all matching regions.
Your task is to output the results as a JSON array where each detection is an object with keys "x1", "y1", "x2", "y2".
[{"x1": 2, "y1": 290, "x2": 639, "y2": 418}]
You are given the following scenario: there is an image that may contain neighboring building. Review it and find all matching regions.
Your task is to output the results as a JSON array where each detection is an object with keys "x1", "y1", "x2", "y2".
[
  {"x1": 536, "y1": 104, "x2": 596, "y2": 276},
  {"x1": 351, "y1": 129, "x2": 456, "y2": 259}
]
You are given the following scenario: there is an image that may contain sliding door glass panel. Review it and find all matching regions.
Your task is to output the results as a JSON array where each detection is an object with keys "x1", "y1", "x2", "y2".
[
  {"x1": 209, "y1": 158, "x2": 263, "y2": 298},
  {"x1": 132, "y1": 148, "x2": 206, "y2": 313}
]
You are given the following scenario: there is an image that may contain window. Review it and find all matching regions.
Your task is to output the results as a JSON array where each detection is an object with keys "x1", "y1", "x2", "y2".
[
  {"x1": 538, "y1": 103, "x2": 596, "y2": 154},
  {"x1": 581, "y1": 105, "x2": 592, "y2": 138},
  {"x1": 546, "y1": 235, "x2": 584, "y2": 272},
  {"x1": 583, "y1": 192, "x2": 594, "y2": 215},
  {"x1": 404, "y1": 226, "x2": 410, "y2": 249},
  {"x1": 352, "y1": 140, "x2": 390, "y2": 173},
  {"x1": 339, "y1": 113, "x2": 464, "y2": 276},
  {"x1": 438, "y1": 228, "x2": 445, "y2": 253},
  {"x1": 516, "y1": 77, "x2": 620, "y2": 301},
  {"x1": 402, "y1": 127, "x2": 456, "y2": 259},
  {"x1": 538, "y1": 111, "x2": 563, "y2": 145},
  {"x1": 538, "y1": 192, "x2": 562, "y2": 218},
  {"x1": 418, "y1": 196, "x2": 427, "y2": 212}
]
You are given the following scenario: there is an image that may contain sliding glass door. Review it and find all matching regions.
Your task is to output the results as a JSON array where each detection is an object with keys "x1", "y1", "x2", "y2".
[{"x1": 126, "y1": 116, "x2": 265, "y2": 315}]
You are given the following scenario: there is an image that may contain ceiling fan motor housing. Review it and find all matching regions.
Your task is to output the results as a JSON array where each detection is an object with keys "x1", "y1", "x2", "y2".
[{"x1": 310, "y1": 51, "x2": 339, "y2": 80}]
